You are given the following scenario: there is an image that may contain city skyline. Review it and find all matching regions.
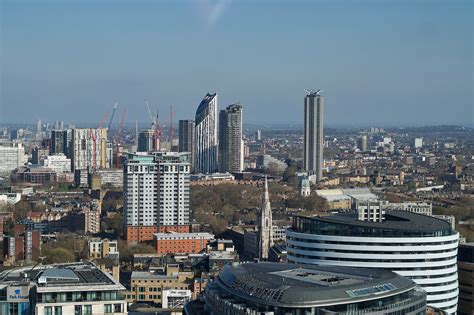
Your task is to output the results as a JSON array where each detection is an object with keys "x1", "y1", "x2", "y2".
[{"x1": 1, "y1": 1, "x2": 472, "y2": 126}]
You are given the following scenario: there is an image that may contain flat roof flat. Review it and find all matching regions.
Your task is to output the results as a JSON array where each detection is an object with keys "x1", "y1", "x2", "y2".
[
  {"x1": 216, "y1": 262, "x2": 416, "y2": 307},
  {"x1": 322, "y1": 210, "x2": 452, "y2": 232}
]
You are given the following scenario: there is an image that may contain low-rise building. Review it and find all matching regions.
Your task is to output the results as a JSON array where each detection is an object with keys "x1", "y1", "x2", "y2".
[
  {"x1": 126, "y1": 264, "x2": 193, "y2": 307},
  {"x1": 11, "y1": 167, "x2": 57, "y2": 185},
  {"x1": 88, "y1": 238, "x2": 119, "y2": 261},
  {"x1": 0, "y1": 262, "x2": 126, "y2": 315},
  {"x1": 387, "y1": 201, "x2": 433, "y2": 216},
  {"x1": 184, "y1": 262, "x2": 427, "y2": 315},
  {"x1": 0, "y1": 193, "x2": 21, "y2": 205},
  {"x1": 43, "y1": 154, "x2": 71, "y2": 173},
  {"x1": 154, "y1": 232, "x2": 214, "y2": 255}
]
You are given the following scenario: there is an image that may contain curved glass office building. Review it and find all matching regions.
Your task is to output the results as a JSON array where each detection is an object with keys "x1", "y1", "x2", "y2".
[
  {"x1": 184, "y1": 262, "x2": 426, "y2": 315},
  {"x1": 286, "y1": 210, "x2": 459, "y2": 314}
]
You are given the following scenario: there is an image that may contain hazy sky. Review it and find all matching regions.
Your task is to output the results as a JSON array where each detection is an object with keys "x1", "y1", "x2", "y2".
[{"x1": 1, "y1": 0, "x2": 473, "y2": 126}]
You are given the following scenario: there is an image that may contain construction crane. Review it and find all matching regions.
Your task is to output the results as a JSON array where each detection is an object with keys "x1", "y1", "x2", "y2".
[
  {"x1": 145, "y1": 99, "x2": 161, "y2": 151},
  {"x1": 90, "y1": 111, "x2": 109, "y2": 170},
  {"x1": 107, "y1": 102, "x2": 118, "y2": 130},
  {"x1": 114, "y1": 108, "x2": 126, "y2": 168}
]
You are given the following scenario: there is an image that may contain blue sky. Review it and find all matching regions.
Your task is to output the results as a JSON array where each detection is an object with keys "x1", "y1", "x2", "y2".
[{"x1": 1, "y1": 0, "x2": 472, "y2": 126}]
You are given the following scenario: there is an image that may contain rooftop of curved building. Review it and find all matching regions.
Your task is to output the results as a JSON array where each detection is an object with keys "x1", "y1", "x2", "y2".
[
  {"x1": 195, "y1": 93, "x2": 217, "y2": 124},
  {"x1": 294, "y1": 210, "x2": 453, "y2": 234},
  {"x1": 215, "y1": 262, "x2": 417, "y2": 308}
]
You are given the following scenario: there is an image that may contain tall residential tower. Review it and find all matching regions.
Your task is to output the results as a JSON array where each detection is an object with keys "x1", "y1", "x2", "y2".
[
  {"x1": 303, "y1": 89, "x2": 324, "y2": 182},
  {"x1": 179, "y1": 120, "x2": 195, "y2": 171},
  {"x1": 195, "y1": 93, "x2": 218, "y2": 174},
  {"x1": 124, "y1": 152, "x2": 191, "y2": 242},
  {"x1": 218, "y1": 103, "x2": 243, "y2": 173}
]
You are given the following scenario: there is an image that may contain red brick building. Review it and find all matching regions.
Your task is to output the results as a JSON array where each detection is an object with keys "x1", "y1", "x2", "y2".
[
  {"x1": 154, "y1": 232, "x2": 214, "y2": 255},
  {"x1": 126, "y1": 225, "x2": 190, "y2": 243},
  {"x1": 3, "y1": 224, "x2": 40, "y2": 262}
]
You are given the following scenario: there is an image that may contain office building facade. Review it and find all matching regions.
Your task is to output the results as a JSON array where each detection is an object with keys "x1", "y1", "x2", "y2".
[
  {"x1": 195, "y1": 93, "x2": 218, "y2": 174},
  {"x1": 286, "y1": 211, "x2": 459, "y2": 313},
  {"x1": 303, "y1": 89, "x2": 323, "y2": 181},
  {"x1": 218, "y1": 104, "x2": 243, "y2": 173},
  {"x1": 0, "y1": 262, "x2": 126, "y2": 315}
]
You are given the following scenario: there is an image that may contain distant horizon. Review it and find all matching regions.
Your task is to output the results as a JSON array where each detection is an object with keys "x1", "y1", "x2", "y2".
[{"x1": 1, "y1": 121, "x2": 473, "y2": 131}]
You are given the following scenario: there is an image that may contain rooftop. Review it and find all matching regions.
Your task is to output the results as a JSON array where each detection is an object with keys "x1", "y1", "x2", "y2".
[
  {"x1": 0, "y1": 262, "x2": 125, "y2": 292},
  {"x1": 216, "y1": 262, "x2": 417, "y2": 307},
  {"x1": 131, "y1": 271, "x2": 178, "y2": 281},
  {"x1": 324, "y1": 210, "x2": 452, "y2": 232},
  {"x1": 154, "y1": 232, "x2": 214, "y2": 240}
]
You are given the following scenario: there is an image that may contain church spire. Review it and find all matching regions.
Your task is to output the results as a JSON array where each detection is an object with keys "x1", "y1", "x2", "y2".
[
  {"x1": 259, "y1": 175, "x2": 273, "y2": 260},
  {"x1": 264, "y1": 175, "x2": 269, "y2": 203}
]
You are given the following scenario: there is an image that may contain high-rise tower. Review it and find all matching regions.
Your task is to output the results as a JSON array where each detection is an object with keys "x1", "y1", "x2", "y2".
[
  {"x1": 259, "y1": 176, "x2": 273, "y2": 260},
  {"x1": 359, "y1": 133, "x2": 368, "y2": 152},
  {"x1": 124, "y1": 152, "x2": 191, "y2": 242},
  {"x1": 179, "y1": 120, "x2": 195, "y2": 171},
  {"x1": 303, "y1": 89, "x2": 324, "y2": 182},
  {"x1": 218, "y1": 103, "x2": 243, "y2": 173},
  {"x1": 138, "y1": 129, "x2": 156, "y2": 152},
  {"x1": 195, "y1": 93, "x2": 218, "y2": 174}
]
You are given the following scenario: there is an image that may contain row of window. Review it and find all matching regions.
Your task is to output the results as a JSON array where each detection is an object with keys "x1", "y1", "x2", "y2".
[{"x1": 44, "y1": 304, "x2": 120, "y2": 315}]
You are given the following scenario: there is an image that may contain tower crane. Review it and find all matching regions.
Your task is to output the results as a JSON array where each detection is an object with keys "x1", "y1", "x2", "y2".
[{"x1": 108, "y1": 102, "x2": 118, "y2": 130}]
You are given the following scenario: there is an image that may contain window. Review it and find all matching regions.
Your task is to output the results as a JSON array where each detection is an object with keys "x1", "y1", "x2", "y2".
[
  {"x1": 104, "y1": 304, "x2": 112, "y2": 314},
  {"x1": 42, "y1": 293, "x2": 53, "y2": 303},
  {"x1": 83, "y1": 305, "x2": 92, "y2": 315},
  {"x1": 72, "y1": 292, "x2": 81, "y2": 301},
  {"x1": 54, "y1": 306, "x2": 62, "y2": 315},
  {"x1": 74, "y1": 306, "x2": 82, "y2": 315},
  {"x1": 114, "y1": 304, "x2": 122, "y2": 312},
  {"x1": 86, "y1": 291, "x2": 96, "y2": 301},
  {"x1": 57, "y1": 293, "x2": 67, "y2": 302},
  {"x1": 45, "y1": 306, "x2": 53, "y2": 315}
]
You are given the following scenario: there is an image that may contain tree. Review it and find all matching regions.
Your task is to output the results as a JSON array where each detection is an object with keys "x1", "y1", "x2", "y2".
[
  {"x1": 283, "y1": 165, "x2": 297, "y2": 186},
  {"x1": 42, "y1": 248, "x2": 75, "y2": 264},
  {"x1": 12, "y1": 200, "x2": 33, "y2": 222},
  {"x1": 119, "y1": 240, "x2": 155, "y2": 263}
]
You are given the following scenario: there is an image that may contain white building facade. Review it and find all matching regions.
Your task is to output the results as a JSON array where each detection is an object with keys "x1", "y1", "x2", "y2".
[
  {"x1": 286, "y1": 211, "x2": 459, "y2": 314},
  {"x1": 43, "y1": 154, "x2": 71, "y2": 173},
  {"x1": 124, "y1": 152, "x2": 191, "y2": 228},
  {"x1": 124, "y1": 154, "x2": 158, "y2": 227},
  {"x1": 0, "y1": 142, "x2": 26, "y2": 174}
]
